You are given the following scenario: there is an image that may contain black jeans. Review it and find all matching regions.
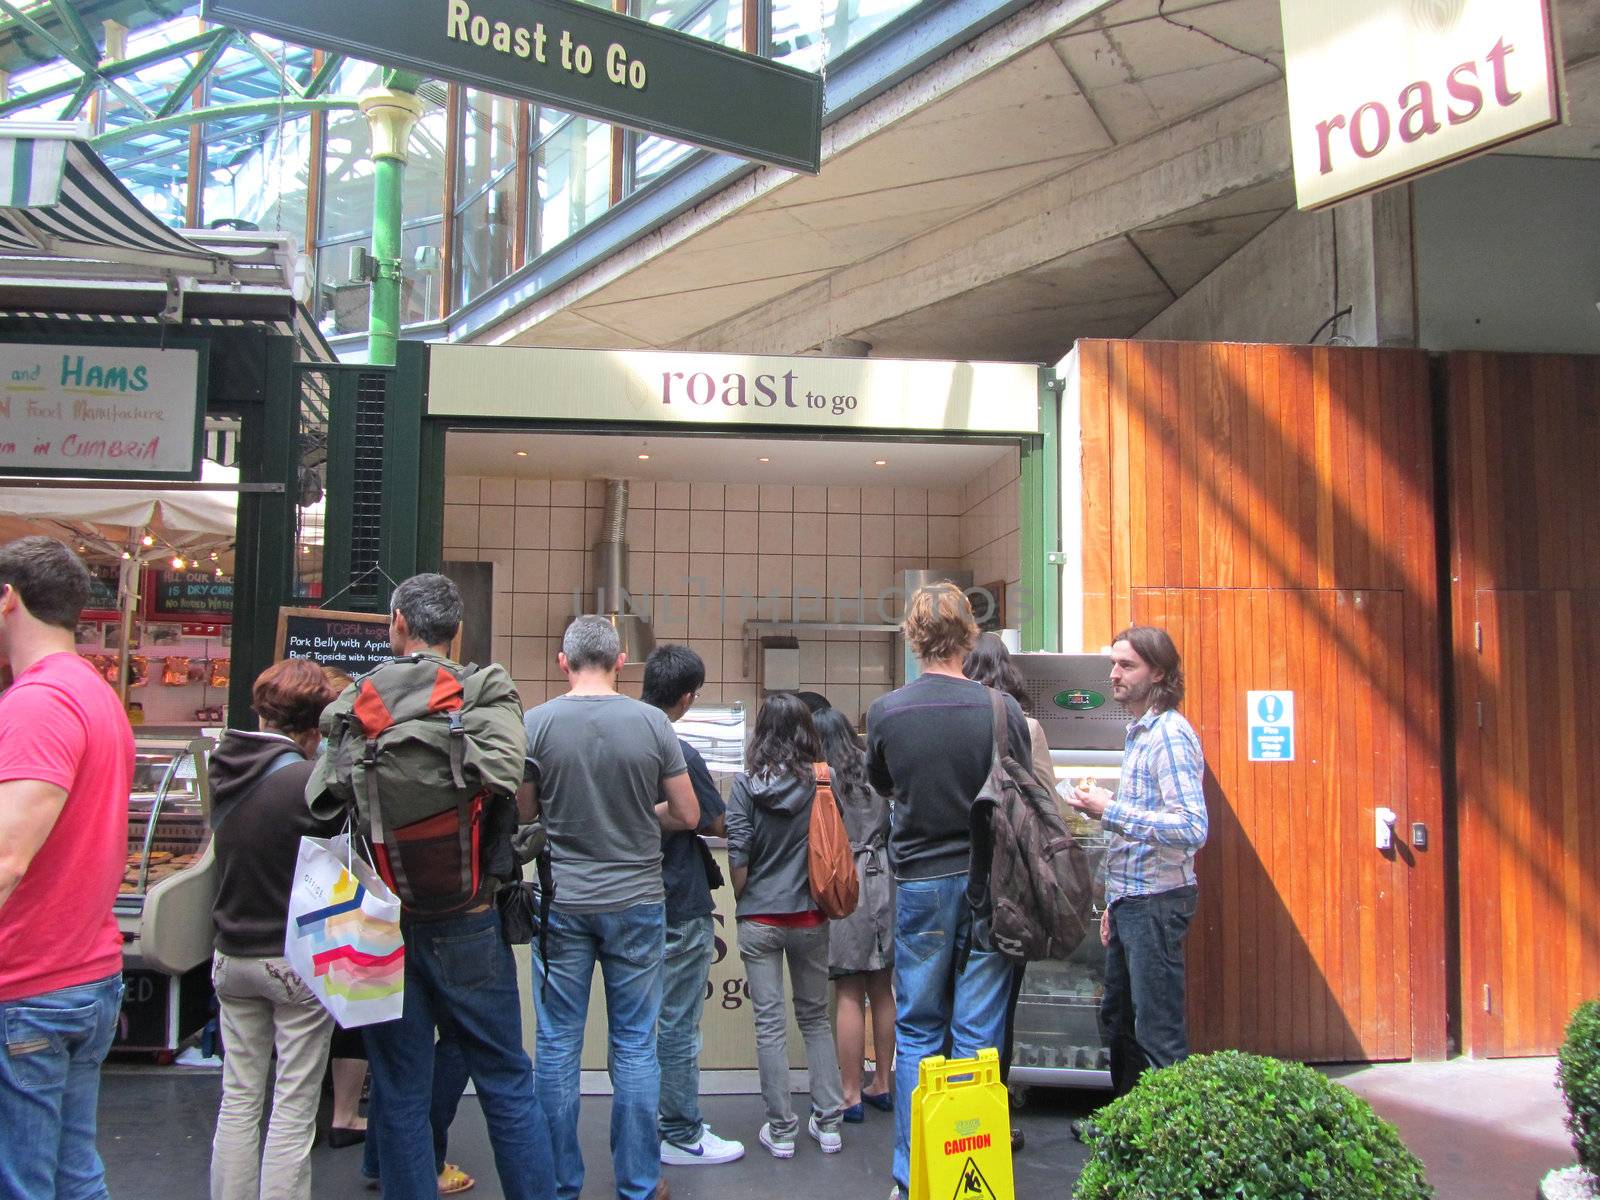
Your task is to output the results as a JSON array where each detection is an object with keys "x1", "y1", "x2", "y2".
[{"x1": 1100, "y1": 885, "x2": 1197, "y2": 1096}]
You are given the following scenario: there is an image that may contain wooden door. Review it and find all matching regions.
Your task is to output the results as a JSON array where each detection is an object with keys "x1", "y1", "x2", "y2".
[
  {"x1": 1448, "y1": 353, "x2": 1600, "y2": 1057},
  {"x1": 1077, "y1": 340, "x2": 1447, "y2": 1062}
]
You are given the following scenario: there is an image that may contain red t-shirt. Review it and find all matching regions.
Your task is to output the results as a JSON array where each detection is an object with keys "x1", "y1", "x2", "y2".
[{"x1": 0, "y1": 652, "x2": 134, "y2": 1002}]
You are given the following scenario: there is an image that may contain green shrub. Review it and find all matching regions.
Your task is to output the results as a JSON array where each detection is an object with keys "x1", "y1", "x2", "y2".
[
  {"x1": 1559, "y1": 1000, "x2": 1600, "y2": 1177},
  {"x1": 1074, "y1": 1051, "x2": 1432, "y2": 1200}
]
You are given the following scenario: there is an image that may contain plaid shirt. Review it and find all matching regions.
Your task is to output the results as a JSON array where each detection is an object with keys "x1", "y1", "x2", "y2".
[{"x1": 1102, "y1": 706, "x2": 1208, "y2": 903}]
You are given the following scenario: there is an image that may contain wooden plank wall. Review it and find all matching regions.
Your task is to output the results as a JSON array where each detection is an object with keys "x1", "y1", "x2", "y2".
[
  {"x1": 1077, "y1": 340, "x2": 1447, "y2": 1062},
  {"x1": 1448, "y1": 352, "x2": 1600, "y2": 1057}
]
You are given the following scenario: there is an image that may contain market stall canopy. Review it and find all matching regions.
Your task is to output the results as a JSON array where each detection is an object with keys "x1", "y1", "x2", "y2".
[{"x1": 0, "y1": 459, "x2": 237, "y2": 551}]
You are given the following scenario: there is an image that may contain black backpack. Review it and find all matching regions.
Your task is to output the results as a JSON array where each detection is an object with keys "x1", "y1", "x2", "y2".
[{"x1": 968, "y1": 688, "x2": 1095, "y2": 962}]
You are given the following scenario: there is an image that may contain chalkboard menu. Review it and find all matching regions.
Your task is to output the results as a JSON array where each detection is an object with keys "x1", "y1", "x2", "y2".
[
  {"x1": 275, "y1": 607, "x2": 395, "y2": 679},
  {"x1": 148, "y1": 569, "x2": 234, "y2": 621},
  {"x1": 86, "y1": 564, "x2": 121, "y2": 615}
]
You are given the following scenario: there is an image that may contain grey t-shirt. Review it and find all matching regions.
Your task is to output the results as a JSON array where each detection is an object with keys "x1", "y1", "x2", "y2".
[{"x1": 524, "y1": 692, "x2": 687, "y2": 913}]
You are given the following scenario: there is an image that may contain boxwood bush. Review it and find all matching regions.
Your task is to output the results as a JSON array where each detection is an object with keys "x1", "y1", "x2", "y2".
[
  {"x1": 1074, "y1": 1051, "x2": 1432, "y2": 1200},
  {"x1": 1559, "y1": 1000, "x2": 1600, "y2": 1177}
]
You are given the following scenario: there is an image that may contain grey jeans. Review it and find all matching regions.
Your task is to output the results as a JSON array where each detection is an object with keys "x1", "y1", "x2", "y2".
[
  {"x1": 210, "y1": 952, "x2": 334, "y2": 1200},
  {"x1": 736, "y1": 920, "x2": 844, "y2": 1139}
]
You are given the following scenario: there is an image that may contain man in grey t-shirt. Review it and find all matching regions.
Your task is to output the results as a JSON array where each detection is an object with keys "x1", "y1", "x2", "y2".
[{"x1": 522, "y1": 616, "x2": 698, "y2": 1200}]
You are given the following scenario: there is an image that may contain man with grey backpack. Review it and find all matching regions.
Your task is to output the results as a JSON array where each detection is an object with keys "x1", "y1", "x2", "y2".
[{"x1": 307, "y1": 572, "x2": 554, "y2": 1200}]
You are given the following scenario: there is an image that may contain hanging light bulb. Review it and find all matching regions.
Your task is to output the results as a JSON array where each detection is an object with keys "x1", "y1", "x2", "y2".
[
  {"x1": 214, "y1": 567, "x2": 224, "y2": 579},
  {"x1": 209, "y1": 551, "x2": 220, "y2": 562},
  {"x1": 141, "y1": 534, "x2": 155, "y2": 547},
  {"x1": 171, "y1": 556, "x2": 187, "y2": 570},
  {"x1": 121, "y1": 550, "x2": 133, "y2": 560}
]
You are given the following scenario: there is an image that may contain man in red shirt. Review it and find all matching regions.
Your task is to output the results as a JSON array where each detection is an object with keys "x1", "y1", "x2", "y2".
[{"x1": 0, "y1": 536, "x2": 135, "y2": 1200}]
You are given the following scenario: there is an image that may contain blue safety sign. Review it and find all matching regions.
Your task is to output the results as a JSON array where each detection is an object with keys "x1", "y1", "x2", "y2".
[{"x1": 1246, "y1": 690, "x2": 1294, "y2": 762}]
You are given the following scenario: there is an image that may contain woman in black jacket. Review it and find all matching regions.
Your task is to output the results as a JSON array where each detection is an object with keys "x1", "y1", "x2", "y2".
[{"x1": 208, "y1": 658, "x2": 341, "y2": 1200}]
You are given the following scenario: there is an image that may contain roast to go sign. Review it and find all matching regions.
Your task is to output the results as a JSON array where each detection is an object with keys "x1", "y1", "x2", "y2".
[
  {"x1": 1280, "y1": 0, "x2": 1561, "y2": 209},
  {"x1": 202, "y1": 0, "x2": 823, "y2": 174},
  {"x1": 0, "y1": 340, "x2": 204, "y2": 479}
]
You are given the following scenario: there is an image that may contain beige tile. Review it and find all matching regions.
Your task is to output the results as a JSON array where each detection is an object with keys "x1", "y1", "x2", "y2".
[
  {"x1": 859, "y1": 639, "x2": 892, "y2": 685},
  {"x1": 478, "y1": 505, "x2": 515, "y2": 549},
  {"x1": 759, "y1": 484, "x2": 792, "y2": 512},
  {"x1": 549, "y1": 506, "x2": 586, "y2": 550},
  {"x1": 861, "y1": 514, "x2": 894, "y2": 557},
  {"x1": 827, "y1": 486, "x2": 861, "y2": 514},
  {"x1": 861, "y1": 485, "x2": 895, "y2": 514},
  {"x1": 760, "y1": 596, "x2": 793, "y2": 621},
  {"x1": 690, "y1": 482, "x2": 724, "y2": 510},
  {"x1": 512, "y1": 592, "x2": 548, "y2": 636},
  {"x1": 514, "y1": 478, "x2": 549, "y2": 507},
  {"x1": 929, "y1": 487, "x2": 963, "y2": 517},
  {"x1": 512, "y1": 678, "x2": 540, "y2": 708},
  {"x1": 724, "y1": 553, "x2": 757, "y2": 597},
  {"x1": 793, "y1": 554, "x2": 827, "y2": 597},
  {"x1": 793, "y1": 511, "x2": 826, "y2": 555},
  {"x1": 655, "y1": 552, "x2": 689, "y2": 594},
  {"x1": 549, "y1": 550, "x2": 585, "y2": 594},
  {"x1": 723, "y1": 682, "x2": 758, "y2": 708},
  {"x1": 689, "y1": 511, "x2": 726, "y2": 554},
  {"x1": 723, "y1": 639, "x2": 750, "y2": 683},
  {"x1": 584, "y1": 507, "x2": 602, "y2": 546},
  {"x1": 625, "y1": 551, "x2": 653, "y2": 597},
  {"x1": 513, "y1": 549, "x2": 549, "y2": 592},
  {"x1": 858, "y1": 684, "x2": 888, "y2": 716},
  {"x1": 444, "y1": 475, "x2": 480, "y2": 504},
  {"x1": 443, "y1": 504, "x2": 479, "y2": 548},
  {"x1": 758, "y1": 555, "x2": 792, "y2": 598},
  {"x1": 586, "y1": 480, "x2": 607, "y2": 506},
  {"x1": 929, "y1": 515, "x2": 962, "y2": 559},
  {"x1": 655, "y1": 508, "x2": 689, "y2": 552},
  {"x1": 724, "y1": 483, "x2": 758, "y2": 511},
  {"x1": 895, "y1": 487, "x2": 928, "y2": 515},
  {"x1": 826, "y1": 513, "x2": 861, "y2": 556},
  {"x1": 490, "y1": 592, "x2": 511, "y2": 639},
  {"x1": 688, "y1": 552, "x2": 724, "y2": 593},
  {"x1": 724, "y1": 511, "x2": 758, "y2": 553},
  {"x1": 480, "y1": 476, "x2": 516, "y2": 505},
  {"x1": 546, "y1": 595, "x2": 578, "y2": 637},
  {"x1": 794, "y1": 484, "x2": 827, "y2": 513},
  {"x1": 627, "y1": 509, "x2": 654, "y2": 551},
  {"x1": 630, "y1": 481, "x2": 655, "y2": 509},
  {"x1": 757, "y1": 511, "x2": 793, "y2": 554},
  {"x1": 688, "y1": 594, "x2": 725, "y2": 640},
  {"x1": 798, "y1": 637, "x2": 827, "y2": 683},
  {"x1": 829, "y1": 685, "x2": 862, "y2": 723},
  {"x1": 861, "y1": 556, "x2": 895, "y2": 600},
  {"x1": 551, "y1": 479, "x2": 585, "y2": 507},
  {"x1": 653, "y1": 601, "x2": 689, "y2": 640},
  {"x1": 826, "y1": 640, "x2": 860, "y2": 684},
  {"x1": 617, "y1": 677, "x2": 643, "y2": 699},
  {"x1": 515, "y1": 506, "x2": 550, "y2": 550},
  {"x1": 827, "y1": 555, "x2": 861, "y2": 600},
  {"x1": 657, "y1": 481, "x2": 690, "y2": 509},
  {"x1": 894, "y1": 515, "x2": 929, "y2": 558},
  {"x1": 511, "y1": 636, "x2": 545, "y2": 680}
]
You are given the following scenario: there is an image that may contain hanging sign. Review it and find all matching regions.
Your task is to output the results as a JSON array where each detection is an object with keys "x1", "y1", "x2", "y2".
[
  {"x1": 428, "y1": 346, "x2": 1043, "y2": 434},
  {"x1": 1247, "y1": 690, "x2": 1295, "y2": 762},
  {"x1": 0, "y1": 340, "x2": 205, "y2": 480},
  {"x1": 275, "y1": 607, "x2": 396, "y2": 679},
  {"x1": 1280, "y1": 0, "x2": 1562, "y2": 209},
  {"x1": 201, "y1": 0, "x2": 823, "y2": 174},
  {"x1": 147, "y1": 570, "x2": 234, "y2": 622}
]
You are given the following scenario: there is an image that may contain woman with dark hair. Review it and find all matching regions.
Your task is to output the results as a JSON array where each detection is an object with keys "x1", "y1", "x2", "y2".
[
  {"x1": 726, "y1": 693, "x2": 846, "y2": 1160},
  {"x1": 814, "y1": 707, "x2": 895, "y2": 1123},
  {"x1": 208, "y1": 658, "x2": 343, "y2": 1200}
]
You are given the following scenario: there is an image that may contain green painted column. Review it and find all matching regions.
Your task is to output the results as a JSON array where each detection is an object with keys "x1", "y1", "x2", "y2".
[{"x1": 358, "y1": 82, "x2": 424, "y2": 367}]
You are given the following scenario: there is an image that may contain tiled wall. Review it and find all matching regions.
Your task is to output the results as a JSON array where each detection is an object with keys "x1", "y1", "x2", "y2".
[{"x1": 441, "y1": 451, "x2": 1019, "y2": 726}]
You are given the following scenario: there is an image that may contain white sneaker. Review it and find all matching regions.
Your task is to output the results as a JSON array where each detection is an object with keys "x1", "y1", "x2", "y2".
[
  {"x1": 808, "y1": 1114, "x2": 842, "y2": 1154},
  {"x1": 660, "y1": 1126, "x2": 746, "y2": 1166},
  {"x1": 758, "y1": 1122, "x2": 795, "y2": 1159}
]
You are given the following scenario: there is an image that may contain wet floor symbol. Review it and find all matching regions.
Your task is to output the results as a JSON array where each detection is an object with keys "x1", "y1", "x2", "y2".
[{"x1": 950, "y1": 1156, "x2": 1000, "y2": 1199}]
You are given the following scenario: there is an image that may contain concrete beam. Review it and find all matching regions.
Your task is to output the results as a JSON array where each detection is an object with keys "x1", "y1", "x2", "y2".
[{"x1": 682, "y1": 80, "x2": 1292, "y2": 354}]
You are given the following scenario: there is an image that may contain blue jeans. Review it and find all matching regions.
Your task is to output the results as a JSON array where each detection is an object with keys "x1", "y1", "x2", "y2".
[
  {"x1": 534, "y1": 903, "x2": 665, "y2": 1200},
  {"x1": 0, "y1": 973, "x2": 123, "y2": 1200},
  {"x1": 657, "y1": 915, "x2": 714, "y2": 1148},
  {"x1": 890, "y1": 876, "x2": 1011, "y2": 1191},
  {"x1": 361, "y1": 1026, "x2": 472, "y2": 1181},
  {"x1": 1101, "y1": 885, "x2": 1197, "y2": 1096},
  {"x1": 363, "y1": 908, "x2": 554, "y2": 1200}
]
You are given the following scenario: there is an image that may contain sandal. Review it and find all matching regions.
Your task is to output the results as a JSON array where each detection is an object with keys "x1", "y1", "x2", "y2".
[
  {"x1": 862, "y1": 1090, "x2": 894, "y2": 1112},
  {"x1": 438, "y1": 1163, "x2": 476, "y2": 1194}
]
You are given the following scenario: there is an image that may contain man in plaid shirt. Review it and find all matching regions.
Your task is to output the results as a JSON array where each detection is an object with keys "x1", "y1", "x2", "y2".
[{"x1": 1066, "y1": 626, "x2": 1208, "y2": 1098}]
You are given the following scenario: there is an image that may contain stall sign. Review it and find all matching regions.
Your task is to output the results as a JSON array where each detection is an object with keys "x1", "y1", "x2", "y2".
[
  {"x1": 148, "y1": 570, "x2": 234, "y2": 622},
  {"x1": 85, "y1": 563, "x2": 121, "y2": 617},
  {"x1": 1281, "y1": 0, "x2": 1561, "y2": 209},
  {"x1": 0, "y1": 340, "x2": 205, "y2": 479},
  {"x1": 202, "y1": 0, "x2": 822, "y2": 173},
  {"x1": 428, "y1": 346, "x2": 1043, "y2": 435}
]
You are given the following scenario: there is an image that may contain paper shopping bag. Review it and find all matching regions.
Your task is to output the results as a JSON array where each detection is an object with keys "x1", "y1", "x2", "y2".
[{"x1": 284, "y1": 833, "x2": 405, "y2": 1028}]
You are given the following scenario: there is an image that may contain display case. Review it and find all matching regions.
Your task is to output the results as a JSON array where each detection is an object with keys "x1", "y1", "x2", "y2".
[{"x1": 115, "y1": 737, "x2": 218, "y2": 1053}]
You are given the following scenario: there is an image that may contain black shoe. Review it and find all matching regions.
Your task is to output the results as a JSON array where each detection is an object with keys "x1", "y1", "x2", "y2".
[
  {"x1": 1010, "y1": 1127, "x2": 1024, "y2": 1154},
  {"x1": 1070, "y1": 1118, "x2": 1096, "y2": 1143},
  {"x1": 327, "y1": 1126, "x2": 366, "y2": 1149}
]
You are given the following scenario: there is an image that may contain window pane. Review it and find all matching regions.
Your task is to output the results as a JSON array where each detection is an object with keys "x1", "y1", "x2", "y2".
[
  {"x1": 454, "y1": 178, "x2": 516, "y2": 307},
  {"x1": 458, "y1": 89, "x2": 519, "y2": 205},
  {"x1": 319, "y1": 60, "x2": 387, "y2": 243},
  {"x1": 770, "y1": 0, "x2": 920, "y2": 68},
  {"x1": 531, "y1": 116, "x2": 611, "y2": 257},
  {"x1": 630, "y1": 0, "x2": 744, "y2": 188},
  {"x1": 453, "y1": 89, "x2": 520, "y2": 306},
  {"x1": 201, "y1": 114, "x2": 312, "y2": 238},
  {"x1": 403, "y1": 219, "x2": 446, "y2": 325}
]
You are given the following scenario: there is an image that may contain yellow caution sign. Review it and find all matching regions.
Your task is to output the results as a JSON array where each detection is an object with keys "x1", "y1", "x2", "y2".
[{"x1": 909, "y1": 1049, "x2": 1014, "y2": 1200}]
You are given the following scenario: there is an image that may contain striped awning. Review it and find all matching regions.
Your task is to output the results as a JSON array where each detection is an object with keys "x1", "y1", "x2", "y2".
[{"x1": 0, "y1": 128, "x2": 232, "y2": 275}]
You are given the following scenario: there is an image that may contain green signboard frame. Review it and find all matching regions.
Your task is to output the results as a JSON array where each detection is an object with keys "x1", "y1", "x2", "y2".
[{"x1": 201, "y1": 0, "x2": 824, "y2": 173}]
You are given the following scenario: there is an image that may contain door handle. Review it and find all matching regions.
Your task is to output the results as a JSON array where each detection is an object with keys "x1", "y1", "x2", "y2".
[{"x1": 1375, "y1": 807, "x2": 1397, "y2": 850}]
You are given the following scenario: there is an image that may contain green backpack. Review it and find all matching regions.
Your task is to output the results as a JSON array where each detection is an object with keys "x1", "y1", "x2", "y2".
[{"x1": 307, "y1": 654, "x2": 526, "y2": 916}]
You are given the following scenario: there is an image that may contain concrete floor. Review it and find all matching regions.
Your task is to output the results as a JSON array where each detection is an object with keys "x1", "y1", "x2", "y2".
[{"x1": 97, "y1": 1056, "x2": 1576, "y2": 1199}]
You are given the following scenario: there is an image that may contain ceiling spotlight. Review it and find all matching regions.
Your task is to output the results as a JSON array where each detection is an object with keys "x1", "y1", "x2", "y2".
[
  {"x1": 171, "y1": 556, "x2": 187, "y2": 570},
  {"x1": 873, "y1": 459, "x2": 888, "y2": 467},
  {"x1": 141, "y1": 533, "x2": 155, "y2": 547},
  {"x1": 514, "y1": 450, "x2": 529, "y2": 457},
  {"x1": 637, "y1": 453, "x2": 651, "y2": 461},
  {"x1": 757, "y1": 456, "x2": 770, "y2": 463}
]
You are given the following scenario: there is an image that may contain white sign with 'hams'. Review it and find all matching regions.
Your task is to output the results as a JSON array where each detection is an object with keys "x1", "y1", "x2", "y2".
[{"x1": 1280, "y1": 0, "x2": 1563, "y2": 209}]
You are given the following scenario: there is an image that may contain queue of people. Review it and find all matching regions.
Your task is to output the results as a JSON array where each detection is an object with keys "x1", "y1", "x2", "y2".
[{"x1": 0, "y1": 536, "x2": 1208, "y2": 1200}]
